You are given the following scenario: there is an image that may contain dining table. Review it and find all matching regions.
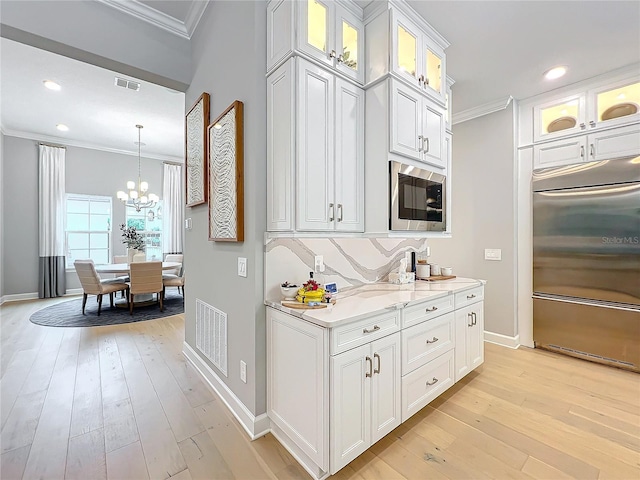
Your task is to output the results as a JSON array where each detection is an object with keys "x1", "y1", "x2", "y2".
[{"x1": 95, "y1": 261, "x2": 182, "y2": 307}]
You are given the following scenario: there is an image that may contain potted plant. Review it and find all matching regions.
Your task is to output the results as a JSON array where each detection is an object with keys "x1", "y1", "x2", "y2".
[
  {"x1": 120, "y1": 224, "x2": 145, "y2": 263},
  {"x1": 280, "y1": 281, "x2": 299, "y2": 301}
]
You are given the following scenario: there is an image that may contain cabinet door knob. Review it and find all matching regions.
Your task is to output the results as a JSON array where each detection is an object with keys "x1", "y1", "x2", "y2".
[
  {"x1": 337, "y1": 54, "x2": 344, "y2": 64},
  {"x1": 365, "y1": 356, "x2": 372, "y2": 378},
  {"x1": 590, "y1": 144, "x2": 595, "y2": 157},
  {"x1": 589, "y1": 120, "x2": 596, "y2": 128},
  {"x1": 426, "y1": 337, "x2": 439, "y2": 344},
  {"x1": 329, "y1": 203, "x2": 334, "y2": 222},
  {"x1": 426, "y1": 306, "x2": 438, "y2": 312},
  {"x1": 426, "y1": 377, "x2": 439, "y2": 386},
  {"x1": 373, "y1": 353, "x2": 381, "y2": 374},
  {"x1": 337, "y1": 204, "x2": 343, "y2": 222},
  {"x1": 363, "y1": 325, "x2": 380, "y2": 334},
  {"x1": 580, "y1": 145, "x2": 585, "y2": 159},
  {"x1": 418, "y1": 135, "x2": 424, "y2": 152},
  {"x1": 418, "y1": 75, "x2": 424, "y2": 85},
  {"x1": 329, "y1": 50, "x2": 336, "y2": 59},
  {"x1": 580, "y1": 123, "x2": 586, "y2": 130}
]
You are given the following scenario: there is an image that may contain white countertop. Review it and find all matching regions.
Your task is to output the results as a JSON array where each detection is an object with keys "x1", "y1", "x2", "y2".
[{"x1": 265, "y1": 277, "x2": 485, "y2": 328}]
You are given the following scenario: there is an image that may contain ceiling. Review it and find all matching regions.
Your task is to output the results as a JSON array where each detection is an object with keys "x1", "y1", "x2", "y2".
[
  {"x1": 1, "y1": 0, "x2": 638, "y2": 159},
  {"x1": 0, "y1": 38, "x2": 185, "y2": 161}
]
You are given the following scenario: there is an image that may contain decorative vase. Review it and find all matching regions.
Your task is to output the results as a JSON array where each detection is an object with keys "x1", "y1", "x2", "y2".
[{"x1": 127, "y1": 248, "x2": 140, "y2": 264}]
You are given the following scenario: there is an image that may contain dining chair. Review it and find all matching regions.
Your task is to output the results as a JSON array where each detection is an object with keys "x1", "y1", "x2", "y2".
[
  {"x1": 163, "y1": 270, "x2": 185, "y2": 297},
  {"x1": 128, "y1": 261, "x2": 163, "y2": 315},
  {"x1": 74, "y1": 259, "x2": 129, "y2": 315},
  {"x1": 164, "y1": 254, "x2": 183, "y2": 276}
]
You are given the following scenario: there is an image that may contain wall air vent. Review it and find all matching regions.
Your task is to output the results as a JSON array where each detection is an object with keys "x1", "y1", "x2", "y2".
[
  {"x1": 114, "y1": 77, "x2": 141, "y2": 91},
  {"x1": 195, "y1": 299, "x2": 228, "y2": 376}
]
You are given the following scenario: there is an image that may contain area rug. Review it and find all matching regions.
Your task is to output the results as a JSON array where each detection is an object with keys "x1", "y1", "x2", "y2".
[{"x1": 30, "y1": 290, "x2": 184, "y2": 327}]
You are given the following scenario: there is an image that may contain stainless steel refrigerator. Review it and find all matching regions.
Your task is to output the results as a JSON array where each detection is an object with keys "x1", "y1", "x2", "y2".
[{"x1": 532, "y1": 156, "x2": 640, "y2": 372}]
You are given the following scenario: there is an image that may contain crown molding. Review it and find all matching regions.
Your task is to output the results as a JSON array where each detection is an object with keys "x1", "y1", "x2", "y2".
[
  {"x1": 97, "y1": 0, "x2": 190, "y2": 39},
  {"x1": 185, "y1": 0, "x2": 210, "y2": 37},
  {"x1": 1, "y1": 127, "x2": 183, "y2": 163},
  {"x1": 452, "y1": 95, "x2": 514, "y2": 125}
]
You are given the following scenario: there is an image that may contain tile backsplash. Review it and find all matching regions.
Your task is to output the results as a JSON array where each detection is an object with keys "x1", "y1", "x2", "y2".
[{"x1": 264, "y1": 237, "x2": 429, "y2": 300}]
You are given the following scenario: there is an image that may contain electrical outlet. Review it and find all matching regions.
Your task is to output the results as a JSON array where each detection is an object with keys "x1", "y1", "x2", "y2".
[
  {"x1": 240, "y1": 360, "x2": 247, "y2": 383},
  {"x1": 238, "y1": 257, "x2": 247, "y2": 277},
  {"x1": 314, "y1": 255, "x2": 324, "y2": 273},
  {"x1": 426, "y1": 246, "x2": 431, "y2": 257},
  {"x1": 484, "y1": 248, "x2": 502, "y2": 261},
  {"x1": 184, "y1": 218, "x2": 192, "y2": 230}
]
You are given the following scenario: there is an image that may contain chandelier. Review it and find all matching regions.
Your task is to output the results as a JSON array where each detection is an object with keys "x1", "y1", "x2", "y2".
[{"x1": 117, "y1": 124, "x2": 159, "y2": 212}]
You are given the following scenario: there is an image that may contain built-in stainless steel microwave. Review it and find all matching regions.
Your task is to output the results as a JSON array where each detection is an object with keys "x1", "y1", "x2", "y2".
[{"x1": 390, "y1": 161, "x2": 446, "y2": 231}]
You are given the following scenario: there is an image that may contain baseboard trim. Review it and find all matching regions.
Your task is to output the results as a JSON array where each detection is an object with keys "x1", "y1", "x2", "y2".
[
  {"x1": 0, "y1": 289, "x2": 84, "y2": 306},
  {"x1": 182, "y1": 341, "x2": 269, "y2": 440},
  {"x1": 484, "y1": 331, "x2": 521, "y2": 349}
]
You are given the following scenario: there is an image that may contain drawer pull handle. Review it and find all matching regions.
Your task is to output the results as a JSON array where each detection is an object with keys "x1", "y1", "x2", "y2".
[
  {"x1": 426, "y1": 377, "x2": 439, "y2": 387},
  {"x1": 365, "y1": 356, "x2": 372, "y2": 378},
  {"x1": 426, "y1": 337, "x2": 439, "y2": 344},
  {"x1": 466, "y1": 294, "x2": 476, "y2": 299},
  {"x1": 374, "y1": 353, "x2": 381, "y2": 374},
  {"x1": 425, "y1": 306, "x2": 438, "y2": 312},
  {"x1": 363, "y1": 325, "x2": 380, "y2": 334}
]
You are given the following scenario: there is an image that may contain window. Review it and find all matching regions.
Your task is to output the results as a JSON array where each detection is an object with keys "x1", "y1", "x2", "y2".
[
  {"x1": 126, "y1": 202, "x2": 163, "y2": 261},
  {"x1": 66, "y1": 194, "x2": 112, "y2": 267}
]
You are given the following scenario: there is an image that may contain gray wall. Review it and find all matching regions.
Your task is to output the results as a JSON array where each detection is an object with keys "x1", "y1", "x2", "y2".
[
  {"x1": 429, "y1": 105, "x2": 517, "y2": 337},
  {"x1": 0, "y1": 132, "x2": 4, "y2": 299},
  {"x1": 184, "y1": 1, "x2": 267, "y2": 416},
  {"x1": 1, "y1": 135, "x2": 164, "y2": 296},
  {"x1": 0, "y1": 0, "x2": 191, "y2": 91}
]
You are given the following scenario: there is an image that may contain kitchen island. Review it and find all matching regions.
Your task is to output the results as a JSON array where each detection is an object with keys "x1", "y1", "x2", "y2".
[{"x1": 266, "y1": 278, "x2": 485, "y2": 479}]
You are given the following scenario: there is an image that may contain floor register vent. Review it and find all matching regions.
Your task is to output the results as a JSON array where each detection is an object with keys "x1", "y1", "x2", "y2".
[
  {"x1": 547, "y1": 344, "x2": 634, "y2": 368},
  {"x1": 196, "y1": 299, "x2": 228, "y2": 377}
]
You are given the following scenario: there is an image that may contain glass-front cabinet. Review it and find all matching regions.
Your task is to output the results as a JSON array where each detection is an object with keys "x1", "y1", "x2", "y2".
[
  {"x1": 533, "y1": 93, "x2": 587, "y2": 142},
  {"x1": 391, "y1": 9, "x2": 446, "y2": 103},
  {"x1": 295, "y1": 0, "x2": 364, "y2": 83},
  {"x1": 533, "y1": 77, "x2": 640, "y2": 143},
  {"x1": 589, "y1": 79, "x2": 640, "y2": 130}
]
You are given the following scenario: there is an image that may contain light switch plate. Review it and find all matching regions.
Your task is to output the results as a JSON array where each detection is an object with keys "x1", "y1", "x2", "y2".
[
  {"x1": 240, "y1": 360, "x2": 247, "y2": 383},
  {"x1": 314, "y1": 255, "x2": 324, "y2": 272},
  {"x1": 238, "y1": 257, "x2": 247, "y2": 277},
  {"x1": 484, "y1": 248, "x2": 502, "y2": 261}
]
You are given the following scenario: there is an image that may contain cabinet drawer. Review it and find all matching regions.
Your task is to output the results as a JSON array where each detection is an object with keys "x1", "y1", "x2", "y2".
[
  {"x1": 454, "y1": 285, "x2": 484, "y2": 309},
  {"x1": 402, "y1": 294, "x2": 453, "y2": 328},
  {"x1": 330, "y1": 311, "x2": 400, "y2": 355},
  {"x1": 401, "y1": 312, "x2": 454, "y2": 375},
  {"x1": 401, "y1": 349, "x2": 454, "y2": 422}
]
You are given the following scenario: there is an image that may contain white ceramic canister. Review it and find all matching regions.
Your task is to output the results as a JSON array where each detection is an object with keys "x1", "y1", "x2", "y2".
[
  {"x1": 416, "y1": 263, "x2": 430, "y2": 279},
  {"x1": 430, "y1": 263, "x2": 441, "y2": 276},
  {"x1": 441, "y1": 266, "x2": 453, "y2": 276}
]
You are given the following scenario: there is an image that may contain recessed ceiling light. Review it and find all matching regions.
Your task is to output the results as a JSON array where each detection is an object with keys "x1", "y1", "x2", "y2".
[
  {"x1": 544, "y1": 66, "x2": 567, "y2": 80},
  {"x1": 43, "y1": 80, "x2": 61, "y2": 91},
  {"x1": 56, "y1": 124, "x2": 69, "y2": 132}
]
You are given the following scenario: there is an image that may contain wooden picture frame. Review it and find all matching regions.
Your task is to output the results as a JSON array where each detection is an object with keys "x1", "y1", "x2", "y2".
[
  {"x1": 185, "y1": 92, "x2": 210, "y2": 207},
  {"x1": 208, "y1": 100, "x2": 244, "y2": 242}
]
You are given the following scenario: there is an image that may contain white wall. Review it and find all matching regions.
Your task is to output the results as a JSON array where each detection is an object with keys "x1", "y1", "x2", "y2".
[
  {"x1": 429, "y1": 104, "x2": 518, "y2": 338},
  {"x1": 1, "y1": 135, "x2": 164, "y2": 296},
  {"x1": 0, "y1": 0, "x2": 191, "y2": 91},
  {"x1": 184, "y1": 1, "x2": 267, "y2": 416}
]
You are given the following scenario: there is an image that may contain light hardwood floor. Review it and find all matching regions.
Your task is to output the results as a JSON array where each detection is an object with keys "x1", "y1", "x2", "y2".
[{"x1": 1, "y1": 297, "x2": 639, "y2": 479}]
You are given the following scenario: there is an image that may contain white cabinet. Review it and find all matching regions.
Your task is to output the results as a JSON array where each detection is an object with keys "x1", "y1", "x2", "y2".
[
  {"x1": 532, "y1": 76, "x2": 640, "y2": 144},
  {"x1": 267, "y1": 0, "x2": 365, "y2": 84},
  {"x1": 391, "y1": 80, "x2": 445, "y2": 168},
  {"x1": 267, "y1": 57, "x2": 364, "y2": 232},
  {"x1": 390, "y1": 8, "x2": 445, "y2": 103},
  {"x1": 330, "y1": 332, "x2": 401, "y2": 473},
  {"x1": 454, "y1": 300, "x2": 484, "y2": 382},
  {"x1": 533, "y1": 124, "x2": 640, "y2": 169}
]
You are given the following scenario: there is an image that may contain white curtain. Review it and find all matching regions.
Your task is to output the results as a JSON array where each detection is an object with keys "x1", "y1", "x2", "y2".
[
  {"x1": 38, "y1": 145, "x2": 66, "y2": 298},
  {"x1": 163, "y1": 163, "x2": 184, "y2": 255}
]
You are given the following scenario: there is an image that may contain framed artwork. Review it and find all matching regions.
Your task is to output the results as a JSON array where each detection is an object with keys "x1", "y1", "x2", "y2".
[
  {"x1": 208, "y1": 100, "x2": 244, "y2": 242},
  {"x1": 185, "y1": 92, "x2": 210, "y2": 207}
]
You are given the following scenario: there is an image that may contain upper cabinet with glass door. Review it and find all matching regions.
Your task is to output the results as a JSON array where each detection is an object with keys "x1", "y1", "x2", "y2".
[
  {"x1": 533, "y1": 76, "x2": 639, "y2": 143},
  {"x1": 266, "y1": 0, "x2": 365, "y2": 84},
  {"x1": 392, "y1": 9, "x2": 446, "y2": 104}
]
